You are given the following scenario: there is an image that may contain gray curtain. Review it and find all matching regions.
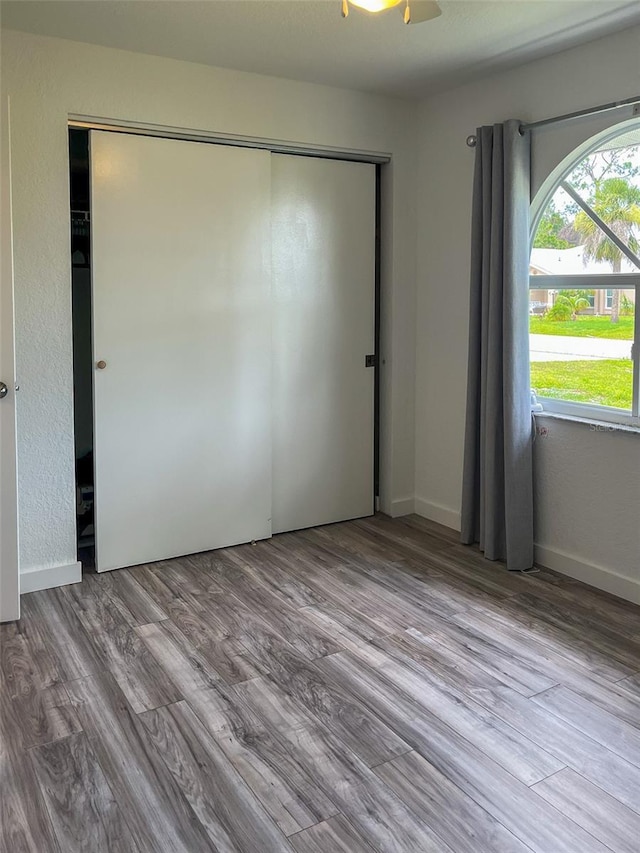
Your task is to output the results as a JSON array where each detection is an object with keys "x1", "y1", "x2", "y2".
[{"x1": 460, "y1": 120, "x2": 534, "y2": 571}]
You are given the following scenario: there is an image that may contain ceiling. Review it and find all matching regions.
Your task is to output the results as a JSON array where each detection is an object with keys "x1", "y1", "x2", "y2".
[{"x1": 2, "y1": 0, "x2": 640, "y2": 98}]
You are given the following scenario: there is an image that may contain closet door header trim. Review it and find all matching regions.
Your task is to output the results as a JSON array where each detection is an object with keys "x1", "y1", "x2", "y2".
[{"x1": 69, "y1": 115, "x2": 391, "y2": 164}]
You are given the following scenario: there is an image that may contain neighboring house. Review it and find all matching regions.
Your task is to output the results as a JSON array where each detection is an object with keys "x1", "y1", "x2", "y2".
[{"x1": 529, "y1": 245, "x2": 636, "y2": 314}]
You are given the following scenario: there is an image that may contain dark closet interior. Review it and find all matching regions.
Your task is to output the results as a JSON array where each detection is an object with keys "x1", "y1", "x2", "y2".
[{"x1": 70, "y1": 128, "x2": 94, "y2": 568}]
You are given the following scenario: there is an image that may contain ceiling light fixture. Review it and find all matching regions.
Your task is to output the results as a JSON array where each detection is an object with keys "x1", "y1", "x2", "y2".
[
  {"x1": 348, "y1": 0, "x2": 403, "y2": 12},
  {"x1": 341, "y1": 0, "x2": 441, "y2": 25}
]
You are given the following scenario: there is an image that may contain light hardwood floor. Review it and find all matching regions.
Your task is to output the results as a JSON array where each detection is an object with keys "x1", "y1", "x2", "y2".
[{"x1": 2, "y1": 514, "x2": 639, "y2": 852}]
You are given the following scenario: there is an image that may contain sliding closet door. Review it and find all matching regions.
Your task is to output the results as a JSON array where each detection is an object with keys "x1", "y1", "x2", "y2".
[
  {"x1": 271, "y1": 154, "x2": 376, "y2": 534},
  {"x1": 91, "y1": 132, "x2": 271, "y2": 571}
]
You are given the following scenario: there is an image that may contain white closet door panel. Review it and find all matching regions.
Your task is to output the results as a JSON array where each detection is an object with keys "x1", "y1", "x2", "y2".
[
  {"x1": 271, "y1": 154, "x2": 375, "y2": 534},
  {"x1": 91, "y1": 132, "x2": 271, "y2": 571},
  {"x1": 1, "y1": 95, "x2": 19, "y2": 620}
]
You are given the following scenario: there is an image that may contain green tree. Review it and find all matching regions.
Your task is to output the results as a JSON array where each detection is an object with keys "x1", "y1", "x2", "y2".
[
  {"x1": 568, "y1": 148, "x2": 640, "y2": 196},
  {"x1": 546, "y1": 290, "x2": 593, "y2": 321},
  {"x1": 533, "y1": 202, "x2": 572, "y2": 249},
  {"x1": 573, "y1": 177, "x2": 640, "y2": 323}
]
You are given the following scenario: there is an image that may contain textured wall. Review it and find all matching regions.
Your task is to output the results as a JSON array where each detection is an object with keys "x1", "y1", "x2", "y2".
[
  {"x1": 534, "y1": 419, "x2": 640, "y2": 580},
  {"x1": 415, "y1": 25, "x2": 640, "y2": 595},
  {"x1": 1, "y1": 28, "x2": 418, "y2": 575}
]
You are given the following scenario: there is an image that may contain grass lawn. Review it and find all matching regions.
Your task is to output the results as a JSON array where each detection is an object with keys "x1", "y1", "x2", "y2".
[
  {"x1": 531, "y1": 360, "x2": 633, "y2": 409},
  {"x1": 529, "y1": 315, "x2": 634, "y2": 340}
]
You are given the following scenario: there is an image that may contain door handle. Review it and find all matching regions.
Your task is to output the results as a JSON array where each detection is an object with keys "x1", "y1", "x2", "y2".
[
  {"x1": 96, "y1": 360, "x2": 107, "y2": 370},
  {"x1": 0, "y1": 381, "x2": 8, "y2": 399}
]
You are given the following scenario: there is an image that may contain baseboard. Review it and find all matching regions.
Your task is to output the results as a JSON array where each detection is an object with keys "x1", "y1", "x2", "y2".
[
  {"x1": 411, "y1": 500, "x2": 638, "y2": 603},
  {"x1": 20, "y1": 561, "x2": 82, "y2": 595},
  {"x1": 535, "y1": 545, "x2": 639, "y2": 605},
  {"x1": 413, "y1": 496, "x2": 461, "y2": 531},
  {"x1": 389, "y1": 496, "x2": 415, "y2": 518}
]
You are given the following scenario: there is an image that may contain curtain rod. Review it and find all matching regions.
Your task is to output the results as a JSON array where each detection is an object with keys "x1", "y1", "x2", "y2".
[{"x1": 466, "y1": 94, "x2": 640, "y2": 147}]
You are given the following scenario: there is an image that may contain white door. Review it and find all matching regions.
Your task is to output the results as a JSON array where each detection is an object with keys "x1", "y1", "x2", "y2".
[
  {"x1": 271, "y1": 154, "x2": 376, "y2": 534},
  {"x1": 0, "y1": 96, "x2": 19, "y2": 621},
  {"x1": 91, "y1": 132, "x2": 272, "y2": 572}
]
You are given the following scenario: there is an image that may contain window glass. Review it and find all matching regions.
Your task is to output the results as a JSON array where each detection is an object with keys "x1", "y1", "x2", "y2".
[{"x1": 530, "y1": 132, "x2": 639, "y2": 420}]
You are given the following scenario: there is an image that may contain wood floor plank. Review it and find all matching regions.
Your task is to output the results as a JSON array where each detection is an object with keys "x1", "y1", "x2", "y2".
[
  {"x1": 61, "y1": 584, "x2": 182, "y2": 713},
  {"x1": 303, "y1": 524, "x2": 446, "y2": 587},
  {"x1": 464, "y1": 596, "x2": 635, "y2": 681},
  {"x1": 434, "y1": 543, "x2": 534, "y2": 595},
  {"x1": 217, "y1": 541, "x2": 328, "y2": 609},
  {"x1": 151, "y1": 554, "x2": 226, "y2": 597},
  {"x1": 350, "y1": 515, "x2": 459, "y2": 566},
  {"x1": 449, "y1": 608, "x2": 640, "y2": 729},
  {"x1": 126, "y1": 563, "x2": 183, "y2": 610},
  {"x1": 1, "y1": 668, "x2": 61, "y2": 853},
  {"x1": 0, "y1": 626, "x2": 40, "y2": 699},
  {"x1": 531, "y1": 685, "x2": 640, "y2": 768},
  {"x1": 289, "y1": 815, "x2": 377, "y2": 853},
  {"x1": 18, "y1": 589, "x2": 105, "y2": 683},
  {"x1": 389, "y1": 512, "x2": 461, "y2": 546},
  {"x1": 187, "y1": 686, "x2": 339, "y2": 836},
  {"x1": 267, "y1": 538, "x2": 400, "y2": 638},
  {"x1": 326, "y1": 521, "x2": 517, "y2": 612},
  {"x1": 375, "y1": 629, "x2": 510, "y2": 693},
  {"x1": 618, "y1": 672, "x2": 640, "y2": 699},
  {"x1": 298, "y1": 605, "x2": 372, "y2": 652},
  {"x1": 532, "y1": 767, "x2": 640, "y2": 853},
  {"x1": 302, "y1": 597, "x2": 386, "y2": 642},
  {"x1": 0, "y1": 621, "x2": 82, "y2": 750},
  {"x1": 131, "y1": 569, "x2": 266, "y2": 683},
  {"x1": 402, "y1": 624, "x2": 559, "y2": 697},
  {"x1": 310, "y1": 531, "x2": 466, "y2": 619},
  {"x1": 194, "y1": 589, "x2": 320, "y2": 674},
  {"x1": 135, "y1": 620, "x2": 223, "y2": 694},
  {"x1": 375, "y1": 750, "x2": 533, "y2": 853},
  {"x1": 29, "y1": 732, "x2": 140, "y2": 853},
  {"x1": 262, "y1": 643, "x2": 411, "y2": 768},
  {"x1": 315, "y1": 649, "x2": 611, "y2": 853},
  {"x1": 221, "y1": 585, "x2": 343, "y2": 662},
  {"x1": 560, "y1": 676, "x2": 640, "y2": 733},
  {"x1": 332, "y1": 642, "x2": 564, "y2": 785},
  {"x1": 280, "y1": 560, "x2": 403, "y2": 636},
  {"x1": 65, "y1": 672, "x2": 215, "y2": 852},
  {"x1": 298, "y1": 555, "x2": 449, "y2": 637},
  {"x1": 452, "y1": 606, "x2": 640, "y2": 720},
  {"x1": 5, "y1": 515, "x2": 640, "y2": 851},
  {"x1": 517, "y1": 574, "x2": 640, "y2": 639},
  {"x1": 508, "y1": 591, "x2": 640, "y2": 674},
  {"x1": 139, "y1": 701, "x2": 291, "y2": 852},
  {"x1": 237, "y1": 675, "x2": 456, "y2": 853},
  {"x1": 12, "y1": 598, "x2": 66, "y2": 689},
  {"x1": 5, "y1": 682, "x2": 82, "y2": 750},
  {"x1": 470, "y1": 685, "x2": 640, "y2": 814},
  {"x1": 136, "y1": 618, "x2": 338, "y2": 835},
  {"x1": 154, "y1": 590, "x2": 406, "y2": 770},
  {"x1": 84, "y1": 569, "x2": 169, "y2": 626}
]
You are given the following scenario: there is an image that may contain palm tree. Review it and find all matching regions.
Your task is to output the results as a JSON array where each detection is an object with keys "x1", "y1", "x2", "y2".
[
  {"x1": 546, "y1": 290, "x2": 592, "y2": 321},
  {"x1": 573, "y1": 177, "x2": 640, "y2": 323}
]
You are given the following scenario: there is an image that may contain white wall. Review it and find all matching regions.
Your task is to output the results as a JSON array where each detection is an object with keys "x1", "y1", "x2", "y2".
[
  {"x1": 0, "y1": 29, "x2": 418, "y2": 585},
  {"x1": 415, "y1": 25, "x2": 640, "y2": 602}
]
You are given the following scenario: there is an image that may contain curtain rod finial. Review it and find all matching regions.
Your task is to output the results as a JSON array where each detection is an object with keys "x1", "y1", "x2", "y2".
[{"x1": 466, "y1": 135, "x2": 477, "y2": 148}]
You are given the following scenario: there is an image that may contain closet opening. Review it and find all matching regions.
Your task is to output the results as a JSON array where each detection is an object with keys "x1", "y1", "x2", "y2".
[
  {"x1": 69, "y1": 124, "x2": 381, "y2": 574},
  {"x1": 70, "y1": 128, "x2": 94, "y2": 571}
]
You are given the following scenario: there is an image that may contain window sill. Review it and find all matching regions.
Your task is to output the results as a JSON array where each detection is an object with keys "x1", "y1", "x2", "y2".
[{"x1": 534, "y1": 410, "x2": 640, "y2": 435}]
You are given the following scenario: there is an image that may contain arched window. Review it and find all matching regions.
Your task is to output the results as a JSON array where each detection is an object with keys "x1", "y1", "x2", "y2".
[{"x1": 530, "y1": 122, "x2": 640, "y2": 426}]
